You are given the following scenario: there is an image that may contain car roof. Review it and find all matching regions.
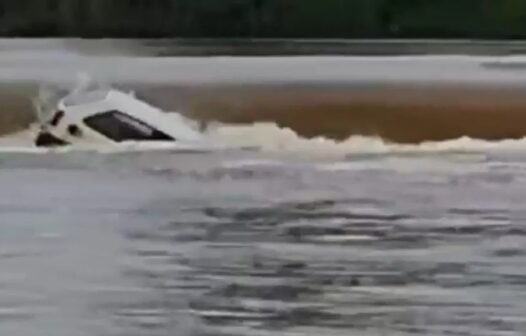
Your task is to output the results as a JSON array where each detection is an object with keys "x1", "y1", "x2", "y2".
[{"x1": 61, "y1": 89, "x2": 110, "y2": 107}]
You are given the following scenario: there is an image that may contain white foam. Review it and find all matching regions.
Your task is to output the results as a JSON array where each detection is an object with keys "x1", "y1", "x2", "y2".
[
  {"x1": 203, "y1": 122, "x2": 526, "y2": 157},
  {"x1": 3, "y1": 74, "x2": 526, "y2": 156},
  {"x1": 3, "y1": 120, "x2": 526, "y2": 156}
]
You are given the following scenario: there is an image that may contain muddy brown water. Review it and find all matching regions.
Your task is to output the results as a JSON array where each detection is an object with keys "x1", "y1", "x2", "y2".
[{"x1": 6, "y1": 82, "x2": 526, "y2": 144}]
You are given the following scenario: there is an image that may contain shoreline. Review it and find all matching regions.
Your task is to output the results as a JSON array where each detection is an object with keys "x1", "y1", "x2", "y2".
[{"x1": 76, "y1": 38, "x2": 526, "y2": 56}]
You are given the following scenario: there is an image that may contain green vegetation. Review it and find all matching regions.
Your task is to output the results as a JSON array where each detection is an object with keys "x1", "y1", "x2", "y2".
[{"x1": 2, "y1": 0, "x2": 526, "y2": 38}]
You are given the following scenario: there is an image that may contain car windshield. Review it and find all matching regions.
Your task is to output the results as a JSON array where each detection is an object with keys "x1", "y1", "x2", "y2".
[{"x1": 84, "y1": 110, "x2": 174, "y2": 142}]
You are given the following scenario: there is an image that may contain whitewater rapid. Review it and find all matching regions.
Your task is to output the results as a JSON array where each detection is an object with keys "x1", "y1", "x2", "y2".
[
  {"x1": 5, "y1": 118, "x2": 526, "y2": 158},
  {"x1": 4, "y1": 40, "x2": 526, "y2": 336},
  {"x1": 2, "y1": 39, "x2": 526, "y2": 155}
]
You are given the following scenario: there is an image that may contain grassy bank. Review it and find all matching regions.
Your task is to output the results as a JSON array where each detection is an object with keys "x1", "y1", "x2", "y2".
[{"x1": 2, "y1": 0, "x2": 526, "y2": 39}]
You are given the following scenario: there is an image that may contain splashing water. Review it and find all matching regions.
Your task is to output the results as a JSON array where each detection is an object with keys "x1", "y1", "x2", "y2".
[{"x1": 1, "y1": 73, "x2": 526, "y2": 157}]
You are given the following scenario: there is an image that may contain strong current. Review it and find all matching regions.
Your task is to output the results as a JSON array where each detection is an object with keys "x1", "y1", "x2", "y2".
[{"x1": 2, "y1": 39, "x2": 526, "y2": 336}]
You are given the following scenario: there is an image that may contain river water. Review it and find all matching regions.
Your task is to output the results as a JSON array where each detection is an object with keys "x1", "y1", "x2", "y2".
[
  {"x1": 3, "y1": 148, "x2": 526, "y2": 336},
  {"x1": 2, "y1": 39, "x2": 526, "y2": 336}
]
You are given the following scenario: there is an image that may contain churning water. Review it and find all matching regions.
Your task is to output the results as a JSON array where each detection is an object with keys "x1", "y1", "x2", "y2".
[{"x1": 2, "y1": 39, "x2": 526, "y2": 336}]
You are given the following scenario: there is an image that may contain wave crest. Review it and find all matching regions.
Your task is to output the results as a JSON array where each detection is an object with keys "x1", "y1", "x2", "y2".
[{"x1": 204, "y1": 122, "x2": 526, "y2": 156}]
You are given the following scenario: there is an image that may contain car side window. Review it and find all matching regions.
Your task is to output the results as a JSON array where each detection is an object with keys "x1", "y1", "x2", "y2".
[{"x1": 83, "y1": 110, "x2": 174, "y2": 142}]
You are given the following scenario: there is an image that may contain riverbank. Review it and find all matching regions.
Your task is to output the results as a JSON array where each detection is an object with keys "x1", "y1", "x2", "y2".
[{"x1": 62, "y1": 38, "x2": 526, "y2": 56}]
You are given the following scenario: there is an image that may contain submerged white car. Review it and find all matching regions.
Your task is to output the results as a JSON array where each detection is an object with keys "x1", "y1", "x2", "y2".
[{"x1": 34, "y1": 87, "x2": 201, "y2": 147}]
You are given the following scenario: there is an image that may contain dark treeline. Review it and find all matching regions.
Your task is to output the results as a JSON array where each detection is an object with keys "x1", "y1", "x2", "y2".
[{"x1": 2, "y1": 0, "x2": 526, "y2": 38}]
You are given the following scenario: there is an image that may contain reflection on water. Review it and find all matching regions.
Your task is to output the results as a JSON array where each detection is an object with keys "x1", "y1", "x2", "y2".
[{"x1": 0, "y1": 150, "x2": 521, "y2": 335}]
